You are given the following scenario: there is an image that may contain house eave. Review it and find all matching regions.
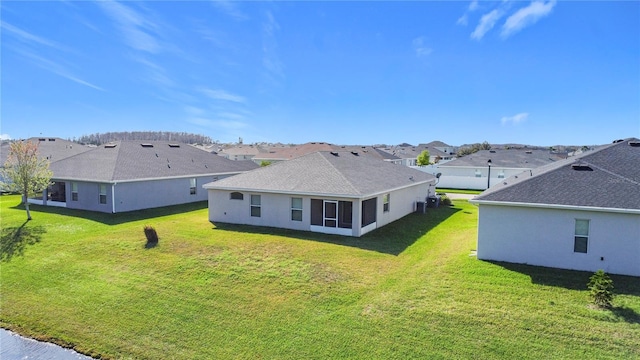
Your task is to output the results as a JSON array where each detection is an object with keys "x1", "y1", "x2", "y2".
[
  {"x1": 469, "y1": 199, "x2": 640, "y2": 215},
  {"x1": 52, "y1": 171, "x2": 244, "y2": 184},
  {"x1": 203, "y1": 179, "x2": 435, "y2": 200}
]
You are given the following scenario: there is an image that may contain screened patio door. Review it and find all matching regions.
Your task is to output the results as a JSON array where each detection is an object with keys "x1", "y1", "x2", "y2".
[{"x1": 324, "y1": 200, "x2": 338, "y2": 228}]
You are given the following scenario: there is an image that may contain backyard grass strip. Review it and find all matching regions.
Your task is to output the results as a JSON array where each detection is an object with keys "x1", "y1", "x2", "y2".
[{"x1": 1, "y1": 195, "x2": 638, "y2": 359}]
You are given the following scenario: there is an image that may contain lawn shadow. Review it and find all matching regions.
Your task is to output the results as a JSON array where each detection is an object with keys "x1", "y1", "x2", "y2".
[
  {"x1": 1, "y1": 221, "x2": 47, "y2": 261},
  {"x1": 11, "y1": 201, "x2": 209, "y2": 226},
  {"x1": 212, "y1": 205, "x2": 461, "y2": 255},
  {"x1": 489, "y1": 261, "x2": 640, "y2": 297},
  {"x1": 610, "y1": 306, "x2": 640, "y2": 325}
]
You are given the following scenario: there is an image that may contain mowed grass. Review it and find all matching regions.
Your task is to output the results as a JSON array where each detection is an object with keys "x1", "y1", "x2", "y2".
[{"x1": 1, "y1": 195, "x2": 639, "y2": 359}]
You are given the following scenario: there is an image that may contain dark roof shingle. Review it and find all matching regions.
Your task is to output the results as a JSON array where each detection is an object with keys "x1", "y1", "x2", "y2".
[
  {"x1": 205, "y1": 151, "x2": 435, "y2": 197},
  {"x1": 49, "y1": 141, "x2": 258, "y2": 182},
  {"x1": 474, "y1": 138, "x2": 640, "y2": 210}
]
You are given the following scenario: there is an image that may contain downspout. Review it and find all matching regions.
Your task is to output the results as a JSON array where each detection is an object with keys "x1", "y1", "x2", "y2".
[{"x1": 112, "y1": 183, "x2": 117, "y2": 214}]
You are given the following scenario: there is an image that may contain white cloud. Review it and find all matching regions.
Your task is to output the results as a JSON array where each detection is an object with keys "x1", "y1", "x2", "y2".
[
  {"x1": 501, "y1": 0, "x2": 557, "y2": 38},
  {"x1": 199, "y1": 88, "x2": 246, "y2": 103},
  {"x1": 97, "y1": 1, "x2": 160, "y2": 53},
  {"x1": 15, "y1": 49, "x2": 105, "y2": 91},
  {"x1": 0, "y1": 134, "x2": 11, "y2": 141},
  {"x1": 1, "y1": 22, "x2": 65, "y2": 50},
  {"x1": 501, "y1": 113, "x2": 529, "y2": 125},
  {"x1": 262, "y1": 10, "x2": 284, "y2": 86},
  {"x1": 457, "y1": 14, "x2": 469, "y2": 26},
  {"x1": 412, "y1": 37, "x2": 433, "y2": 58},
  {"x1": 456, "y1": 1, "x2": 479, "y2": 26},
  {"x1": 471, "y1": 9, "x2": 504, "y2": 40},
  {"x1": 211, "y1": 0, "x2": 248, "y2": 21}
]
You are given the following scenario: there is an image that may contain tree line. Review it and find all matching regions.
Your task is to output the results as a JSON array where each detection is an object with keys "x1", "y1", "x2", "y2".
[{"x1": 76, "y1": 131, "x2": 214, "y2": 145}]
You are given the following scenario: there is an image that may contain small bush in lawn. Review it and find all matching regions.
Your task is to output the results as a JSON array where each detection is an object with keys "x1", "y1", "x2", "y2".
[
  {"x1": 587, "y1": 269, "x2": 614, "y2": 308},
  {"x1": 439, "y1": 195, "x2": 452, "y2": 206},
  {"x1": 144, "y1": 225, "x2": 159, "y2": 245}
]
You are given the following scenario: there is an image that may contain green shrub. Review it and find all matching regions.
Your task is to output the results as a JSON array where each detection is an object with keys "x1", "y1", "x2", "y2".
[
  {"x1": 439, "y1": 195, "x2": 452, "y2": 206},
  {"x1": 587, "y1": 269, "x2": 614, "y2": 308}
]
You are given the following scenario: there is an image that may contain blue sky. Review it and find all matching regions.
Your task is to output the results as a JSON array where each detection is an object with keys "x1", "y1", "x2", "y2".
[{"x1": 1, "y1": 1, "x2": 639, "y2": 146}]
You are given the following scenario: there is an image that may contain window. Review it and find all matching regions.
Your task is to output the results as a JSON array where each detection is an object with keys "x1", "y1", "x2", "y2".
[
  {"x1": 99, "y1": 184, "x2": 107, "y2": 204},
  {"x1": 383, "y1": 193, "x2": 390, "y2": 212},
  {"x1": 574, "y1": 219, "x2": 590, "y2": 253},
  {"x1": 498, "y1": 171, "x2": 505, "y2": 179},
  {"x1": 250, "y1": 195, "x2": 261, "y2": 217},
  {"x1": 230, "y1": 192, "x2": 244, "y2": 200},
  {"x1": 475, "y1": 170, "x2": 482, "y2": 178},
  {"x1": 71, "y1": 182, "x2": 78, "y2": 201},
  {"x1": 190, "y1": 178, "x2": 197, "y2": 195},
  {"x1": 291, "y1": 197, "x2": 302, "y2": 221}
]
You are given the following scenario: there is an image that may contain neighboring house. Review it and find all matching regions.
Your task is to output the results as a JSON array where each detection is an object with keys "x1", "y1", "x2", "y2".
[
  {"x1": 252, "y1": 142, "x2": 334, "y2": 164},
  {"x1": 377, "y1": 141, "x2": 457, "y2": 167},
  {"x1": 432, "y1": 149, "x2": 564, "y2": 190},
  {"x1": 33, "y1": 141, "x2": 258, "y2": 213},
  {"x1": 218, "y1": 144, "x2": 268, "y2": 161},
  {"x1": 204, "y1": 151, "x2": 437, "y2": 237},
  {"x1": 470, "y1": 138, "x2": 640, "y2": 277},
  {"x1": 251, "y1": 142, "x2": 401, "y2": 165},
  {"x1": 1, "y1": 137, "x2": 94, "y2": 187},
  {"x1": 0, "y1": 137, "x2": 93, "y2": 165}
]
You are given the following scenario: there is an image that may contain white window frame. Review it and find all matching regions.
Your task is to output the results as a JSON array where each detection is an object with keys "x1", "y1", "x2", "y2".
[
  {"x1": 291, "y1": 197, "x2": 303, "y2": 221},
  {"x1": 190, "y1": 178, "x2": 197, "y2": 195},
  {"x1": 383, "y1": 193, "x2": 390, "y2": 212},
  {"x1": 475, "y1": 170, "x2": 482, "y2": 178},
  {"x1": 230, "y1": 192, "x2": 244, "y2": 200},
  {"x1": 574, "y1": 219, "x2": 590, "y2": 253},
  {"x1": 250, "y1": 194, "x2": 261, "y2": 217},
  {"x1": 71, "y1": 182, "x2": 78, "y2": 201},
  {"x1": 99, "y1": 184, "x2": 107, "y2": 204}
]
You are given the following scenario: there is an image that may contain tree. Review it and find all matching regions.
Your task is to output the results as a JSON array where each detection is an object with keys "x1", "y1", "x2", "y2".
[
  {"x1": 260, "y1": 160, "x2": 272, "y2": 167},
  {"x1": 587, "y1": 270, "x2": 615, "y2": 308},
  {"x1": 1, "y1": 140, "x2": 53, "y2": 220},
  {"x1": 416, "y1": 150, "x2": 431, "y2": 166}
]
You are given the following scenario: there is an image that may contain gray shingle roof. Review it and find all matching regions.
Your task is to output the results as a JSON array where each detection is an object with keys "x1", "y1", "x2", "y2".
[
  {"x1": 1, "y1": 137, "x2": 93, "y2": 165},
  {"x1": 204, "y1": 151, "x2": 436, "y2": 198},
  {"x1": 439, "y1": 149, "x2": 562, "y2": 168},
  {"x1": 49, "y1": 141, "x2": 258, "y2": 182},
  {"x1": 474, "y1": 138, "x2": 640, "y2": 210}
]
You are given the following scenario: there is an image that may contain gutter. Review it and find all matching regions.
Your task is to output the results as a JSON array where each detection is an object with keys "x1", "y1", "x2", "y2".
[
  {"x1": 112, "y1": 183, "x2": 117, "y2": 213},
  {"x1": 203, "y1": 179, "x2": 436, "y2": 200},
  {"x1": 51, "y1": 172, "x2": 243, "y2": 184},
  {"x1": 469, "y1": 199, "x2": 640, "y2": 215}
]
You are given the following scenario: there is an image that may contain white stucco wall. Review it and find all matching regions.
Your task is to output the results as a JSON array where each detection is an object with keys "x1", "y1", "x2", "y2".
[
  {"x1": 207, "y1": 182, "x2": 433, "y2": 237},
  {"x1": 208, "y1": 191, "x2": 313, "y2": 232},
  {"x1": 434, "y1": 166, "x2": 529, "y2": 190},
  {"x1": 376, "y1": 183, "x2": 432, "y2": 229},
  {"x1": 476, "y1": 204, "x2": 640, "y2": 277}
]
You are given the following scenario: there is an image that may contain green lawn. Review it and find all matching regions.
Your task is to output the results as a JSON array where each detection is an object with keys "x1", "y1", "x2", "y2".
[{"x1": 1, "y1": 195, "x2": 639, "y2": 359}]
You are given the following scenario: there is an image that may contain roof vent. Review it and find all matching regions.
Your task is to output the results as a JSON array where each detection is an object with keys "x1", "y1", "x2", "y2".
[
  {"x1": 613, "y1": 139, "x2": 624, "y2": 143},
  {"x1": 104, "y1": 143, "x2": 117, "y2": 148},
  {"x1": 525, "y1": 151, "x2": 532, "y2": 154},
  {"x1": 629, "y1": 141, "x2": 640, "y2": 147},
  {"x1": 489, "y1": 150, "x2": 496, "y2": 153},
  {"x1": 330, "y1": 151, "x2": 339, "y2": 156},
  {"x1": 168, "y1": 143, "x2": 180, "y2": 148},
  {"x1": 48, "y1": 138, "x2": 56, "y2": 141},
  {"x1": 351, "y1": 151, "x2": 359, "y2": 156},
  {"x1": 141, "y1": 143, "x2": 154, "y2": 148},
  {"x1": 571, "y1": 163, "x2": 593, "y2": 171}
]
